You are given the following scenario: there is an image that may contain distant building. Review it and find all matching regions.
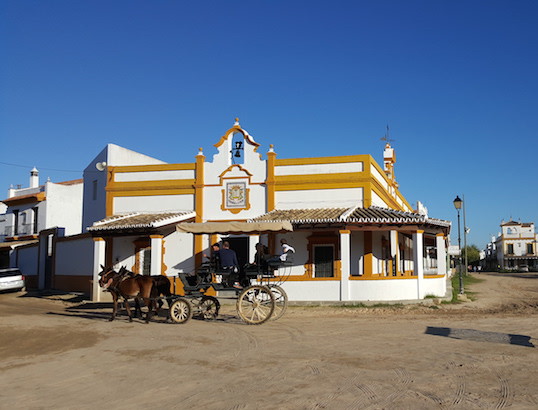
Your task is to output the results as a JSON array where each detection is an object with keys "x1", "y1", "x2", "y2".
[{"x1": 485, "y1": 220, "x2": 538, "y2": 271}]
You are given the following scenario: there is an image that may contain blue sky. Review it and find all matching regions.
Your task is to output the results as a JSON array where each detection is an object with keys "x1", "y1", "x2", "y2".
[{"x1": 1, "y1": 0, "x2": 537, "y2": 249}]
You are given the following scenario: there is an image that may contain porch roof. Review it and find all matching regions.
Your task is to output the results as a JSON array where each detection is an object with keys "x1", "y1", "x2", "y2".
[
  {"x1": 0, "y1": 239, "x2": 38, "y2": 249},
  {"x1": 88, "y1": 211, "x2": 196, "y2": 232},
  {"x1": 251, "y1": 206, "x2": 451, "y2": 228}
]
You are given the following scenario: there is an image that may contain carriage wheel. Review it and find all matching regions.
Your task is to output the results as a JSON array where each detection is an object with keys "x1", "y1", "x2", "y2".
[
  {"x1": 169, "y1": 298, "x2": 192, "y2": 324},
  {"x1": 268, "y1": 285, "x2": 288, "y2": 321},
  {"x1": 236, "y1": 285, "x2": 275, "y2": 325},
  {"x1": 198, "y1": 295, "x2": 220, "y2": 320}
]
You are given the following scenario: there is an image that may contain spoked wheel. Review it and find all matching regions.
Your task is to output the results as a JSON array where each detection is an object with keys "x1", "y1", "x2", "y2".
[
  {"x1": 268, "y1": 285, "x2": 288, "y2": 321},
  {"x1": 236, "y1": 285, "x2": 275, "y2": 325},
  {"x1": 197, "y1": 295, "x2": 220, "y2": 320},
  {"x1": 169, "y1": 298, "x2": 192, "y2": 324}
]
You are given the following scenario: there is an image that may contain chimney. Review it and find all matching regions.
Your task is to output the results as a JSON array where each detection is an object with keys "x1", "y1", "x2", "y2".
[{"x1": 30, "y1": 167, "x2": 39, "y2": 188}]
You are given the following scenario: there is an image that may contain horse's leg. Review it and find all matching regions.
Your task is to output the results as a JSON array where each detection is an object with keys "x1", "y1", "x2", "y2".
[
  {"x1": 140, "y1": 297, "x2": 154, "y2": 323},
  {"x1": 110, "y1": 293, "x2": 118, "y2": 321},
  {"x1": 124, "y1": 298, "x2": 133, "y2": 322},
  {"x1": 134, "y1": 298, "x2": 142, "y2": 318}
]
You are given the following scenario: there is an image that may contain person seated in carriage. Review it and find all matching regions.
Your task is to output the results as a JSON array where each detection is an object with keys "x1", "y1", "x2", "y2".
[
  {"x1": 203, "y1": 243, "x2": 221, "y2": 271},
  {"x1": 245, "y1": 243, "x2": 270, "y2": 275},
  {"x1": 267, "y1": 238, "x2": 295, "y2": 269},
  {"x1": 217, "y1": 241, "x2": 243, "y2": 289}
]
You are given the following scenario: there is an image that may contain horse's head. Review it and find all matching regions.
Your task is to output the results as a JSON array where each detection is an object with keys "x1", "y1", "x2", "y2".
[{"x1": 98, "y1": 265, "x2": 118, "y2": 289}]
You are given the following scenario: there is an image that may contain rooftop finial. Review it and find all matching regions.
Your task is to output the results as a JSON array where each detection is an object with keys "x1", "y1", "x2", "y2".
[
  {"x1": 380, "y1": 124, "x2": 395, "y2": 146},
  {"x1": 234, "y1": 117, "x2": 240, "y2": 126}
]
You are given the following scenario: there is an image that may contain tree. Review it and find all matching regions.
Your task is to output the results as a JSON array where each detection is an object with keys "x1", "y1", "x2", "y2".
[{"x1": 464, "y1": 245, "x2": 481, "y2": 265}]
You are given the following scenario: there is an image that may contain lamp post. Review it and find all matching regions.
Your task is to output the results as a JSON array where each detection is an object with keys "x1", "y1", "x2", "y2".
[
  {"x1": 463, "y1": 194, "x2": 469, "y2": 274},
  {"x1": 453, "y1": 195, "x2": 464, "y2": 294}
]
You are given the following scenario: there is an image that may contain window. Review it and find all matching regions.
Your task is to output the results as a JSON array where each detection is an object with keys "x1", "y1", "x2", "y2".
[
  {"x1": 507, "y1": 244, "x2": 514, "y2": 254},
  {"x1": 141, "y1": 248, "x2": 151, "y2": 275},
  {"x1": 314, "y1": 245, "x2": 334, "y2": 277},
  {"x1": 134, "y1": 239, "x2": 151, "y2": 275},
  {"x1": 528, "y1": 243, "x2": 534, "y2": 255},
  {"x1": 13, "y1": 210, "x2": 19, "y2": 235},
  {"x1": 33, "y1": 207, "x2": 39, "y2": 234}
]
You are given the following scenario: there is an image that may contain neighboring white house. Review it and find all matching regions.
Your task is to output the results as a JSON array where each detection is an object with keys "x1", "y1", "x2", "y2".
[
  {"x1": 0, "y1": 168, "x2": 83, "y2": 284},
  {"x1": 493, "y1": 220, "x2": 537, "y2": 271}
]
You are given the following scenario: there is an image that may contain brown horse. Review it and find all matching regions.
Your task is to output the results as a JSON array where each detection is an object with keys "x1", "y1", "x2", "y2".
[
  {"x1": 117, "y1": 266, "x2": 174, "y2": 320},
  {"x1": 98, "y1": 265, "x2": 156, "y2": 323}
]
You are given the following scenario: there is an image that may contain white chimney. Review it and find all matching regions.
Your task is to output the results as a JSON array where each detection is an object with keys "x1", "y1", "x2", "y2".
[{"x1": 30, "y1": 167, "x2": 39, "y2": 188}]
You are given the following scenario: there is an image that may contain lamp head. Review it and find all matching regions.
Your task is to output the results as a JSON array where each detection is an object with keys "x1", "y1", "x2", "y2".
[{"x1": 453, "y1": 195, "x2": 462, "y2": 210}]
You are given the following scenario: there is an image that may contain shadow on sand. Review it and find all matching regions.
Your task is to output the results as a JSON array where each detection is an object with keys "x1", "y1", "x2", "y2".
[{"x1": 425, "y1": 326, "x2": 535, "y2": 348}]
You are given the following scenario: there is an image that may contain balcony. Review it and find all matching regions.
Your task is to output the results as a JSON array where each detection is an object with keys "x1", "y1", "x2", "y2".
[{"x1": 4, "y1": 224, "x2": 38, "y2": 237}]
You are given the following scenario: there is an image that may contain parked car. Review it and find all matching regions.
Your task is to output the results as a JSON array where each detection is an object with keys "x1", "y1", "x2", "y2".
[{"x1": 0, "y1": 268, "x2": 25, "y2": 292}]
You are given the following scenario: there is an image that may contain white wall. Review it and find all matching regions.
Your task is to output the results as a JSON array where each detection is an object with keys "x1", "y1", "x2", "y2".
[
  {"x1": 46, "y1": 182, "x2": 83, "y2": 235},
  {"x1": 14, "y1": 244, "x2": 38, "y2": 276},
  {"x1": 275, "y1": 162, "x2": 363, "y2": 175},
  {"x1": 275, "y1": 188, "x2": 363, "y2": 209},
  {"x1": 164, "y1": 232, "x2": 196, "y2": 276},
  {"x1": 55, "y1": 237, "x2": 94, "y2": 276},
  {"x1": 114, "y1": 195, "x2": 194, "y2": 214}
]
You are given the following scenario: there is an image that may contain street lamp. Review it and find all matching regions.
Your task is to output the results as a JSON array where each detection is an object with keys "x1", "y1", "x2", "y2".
[{"x1": 453, "y1": 195, "x2": 464, "y2": 294}]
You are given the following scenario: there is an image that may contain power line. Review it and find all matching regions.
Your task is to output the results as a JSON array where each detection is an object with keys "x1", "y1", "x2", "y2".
[{"x1": 0, "y1": 161, "x2": 83, "y2": 173}]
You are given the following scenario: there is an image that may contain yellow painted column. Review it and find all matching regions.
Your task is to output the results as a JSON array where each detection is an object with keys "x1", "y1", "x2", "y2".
[
  {"x1": 266, "y1": 145, "x2": 276, "y2": 212},
  {"x1": 194, "y1": 149, "x2": 205, "y2": 268},
  {"x1": 363, "y1": 231, "x2": 373, "y2": 277}
]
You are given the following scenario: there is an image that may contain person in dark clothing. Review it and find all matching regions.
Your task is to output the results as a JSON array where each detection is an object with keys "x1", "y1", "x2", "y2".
[
  {"x1": 219, "y1": 241, "x2": 242, "y2": 289},
  {"x1": 204, "y1": 243, "x2": 221, "y2": 270},
  {"x1": 253, "y1": 242, "x2": 269, "y2": 273}
]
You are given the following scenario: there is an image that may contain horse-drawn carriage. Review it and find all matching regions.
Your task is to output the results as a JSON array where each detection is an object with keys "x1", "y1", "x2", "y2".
[{"x1": 99, "y1": 221, "x2": 293, "y2": 325}]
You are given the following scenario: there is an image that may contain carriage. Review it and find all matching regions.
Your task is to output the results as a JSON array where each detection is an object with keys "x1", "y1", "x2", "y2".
[{"x1": 166, "y1": 220, "x2": 294, "y2": 325}]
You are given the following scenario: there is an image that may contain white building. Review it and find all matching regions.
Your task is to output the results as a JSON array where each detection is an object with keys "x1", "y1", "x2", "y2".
[
  {"x1": 494, "y1": 220, "x2": 537, "y2": 271},
  {"x1": 7, "y1": 120, "x2": 451, "y2": 302},
  {"x1": 0, "y1": 168, "x2": 83, "y2": 283},
  {"x1": 83, "y1": 120, "x2": 450, "y2": 302}
]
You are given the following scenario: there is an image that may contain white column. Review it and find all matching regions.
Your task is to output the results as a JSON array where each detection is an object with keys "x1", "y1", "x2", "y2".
[
  {"x1": 340, "y1": 230, "x2": 351, "y2": 301},
  {"x1": 150, "y1": 235, "x2": 163, "y2": 276},
  {"x1": 92, "y1": 238, "x2": 106, "y2": 302},
  {"x1": 413, "y1": 230, "x2": 424, "y2": 299},
  {"x1": 436, "y1": 233, "x2": 447, "y2": 276},
  {"x1": 390, "y1": 230, "x2": 399, "y2": 276}
]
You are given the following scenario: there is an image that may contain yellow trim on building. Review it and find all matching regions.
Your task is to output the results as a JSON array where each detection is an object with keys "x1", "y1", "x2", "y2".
[
  {"x1": 112, "y1": 163, "x2": 195, "y2": 173},
  {"x1": 275, "y1": 155, "x2": 369, "y2": 166},
  {"x1": 266, "y1": 148, "x2": 276, "y2": 212}
]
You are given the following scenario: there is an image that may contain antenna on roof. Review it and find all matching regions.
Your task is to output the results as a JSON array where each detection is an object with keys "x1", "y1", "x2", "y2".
[{"x1": 380, "y1": 124, "x2": 395, "y2": 144}]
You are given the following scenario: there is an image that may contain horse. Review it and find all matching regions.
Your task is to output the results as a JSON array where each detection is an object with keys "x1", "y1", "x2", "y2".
[
  {"x1": 117, "y1": 266, "x2": 174, "y2": 320},
  {"x1": 98, "y1": 265, "x2": 156, "y2": 323}
]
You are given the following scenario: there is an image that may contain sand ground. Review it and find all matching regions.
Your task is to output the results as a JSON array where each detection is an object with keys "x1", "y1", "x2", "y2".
[{"x1": 1, "y1": 272, "x2": 537, "y2": 409}]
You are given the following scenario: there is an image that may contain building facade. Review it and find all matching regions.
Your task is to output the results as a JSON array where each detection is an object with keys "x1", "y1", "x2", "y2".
[
  {"x1": 84, "y1": 120, "x2": 450, "y2": 302},
  {"x1": 493, "y1": 220, "x2": 537, "y2": 271}
]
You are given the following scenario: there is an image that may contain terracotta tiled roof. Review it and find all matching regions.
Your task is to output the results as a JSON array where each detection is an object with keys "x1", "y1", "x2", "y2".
[
  {"x1": 252, "y1": 206, "x2": 450, "y2": 227},
  {"x1": 88, "y1": 211, "x2": 196, "y2": 231},
  {"x1": 251, "y1": 208, "x2": 348, "y2": 223}
]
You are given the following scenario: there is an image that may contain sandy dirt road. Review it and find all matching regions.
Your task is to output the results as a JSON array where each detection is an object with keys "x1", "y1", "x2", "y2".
[{"x1": 1, "y1": 272, "x2": 537, "y2": 409}]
